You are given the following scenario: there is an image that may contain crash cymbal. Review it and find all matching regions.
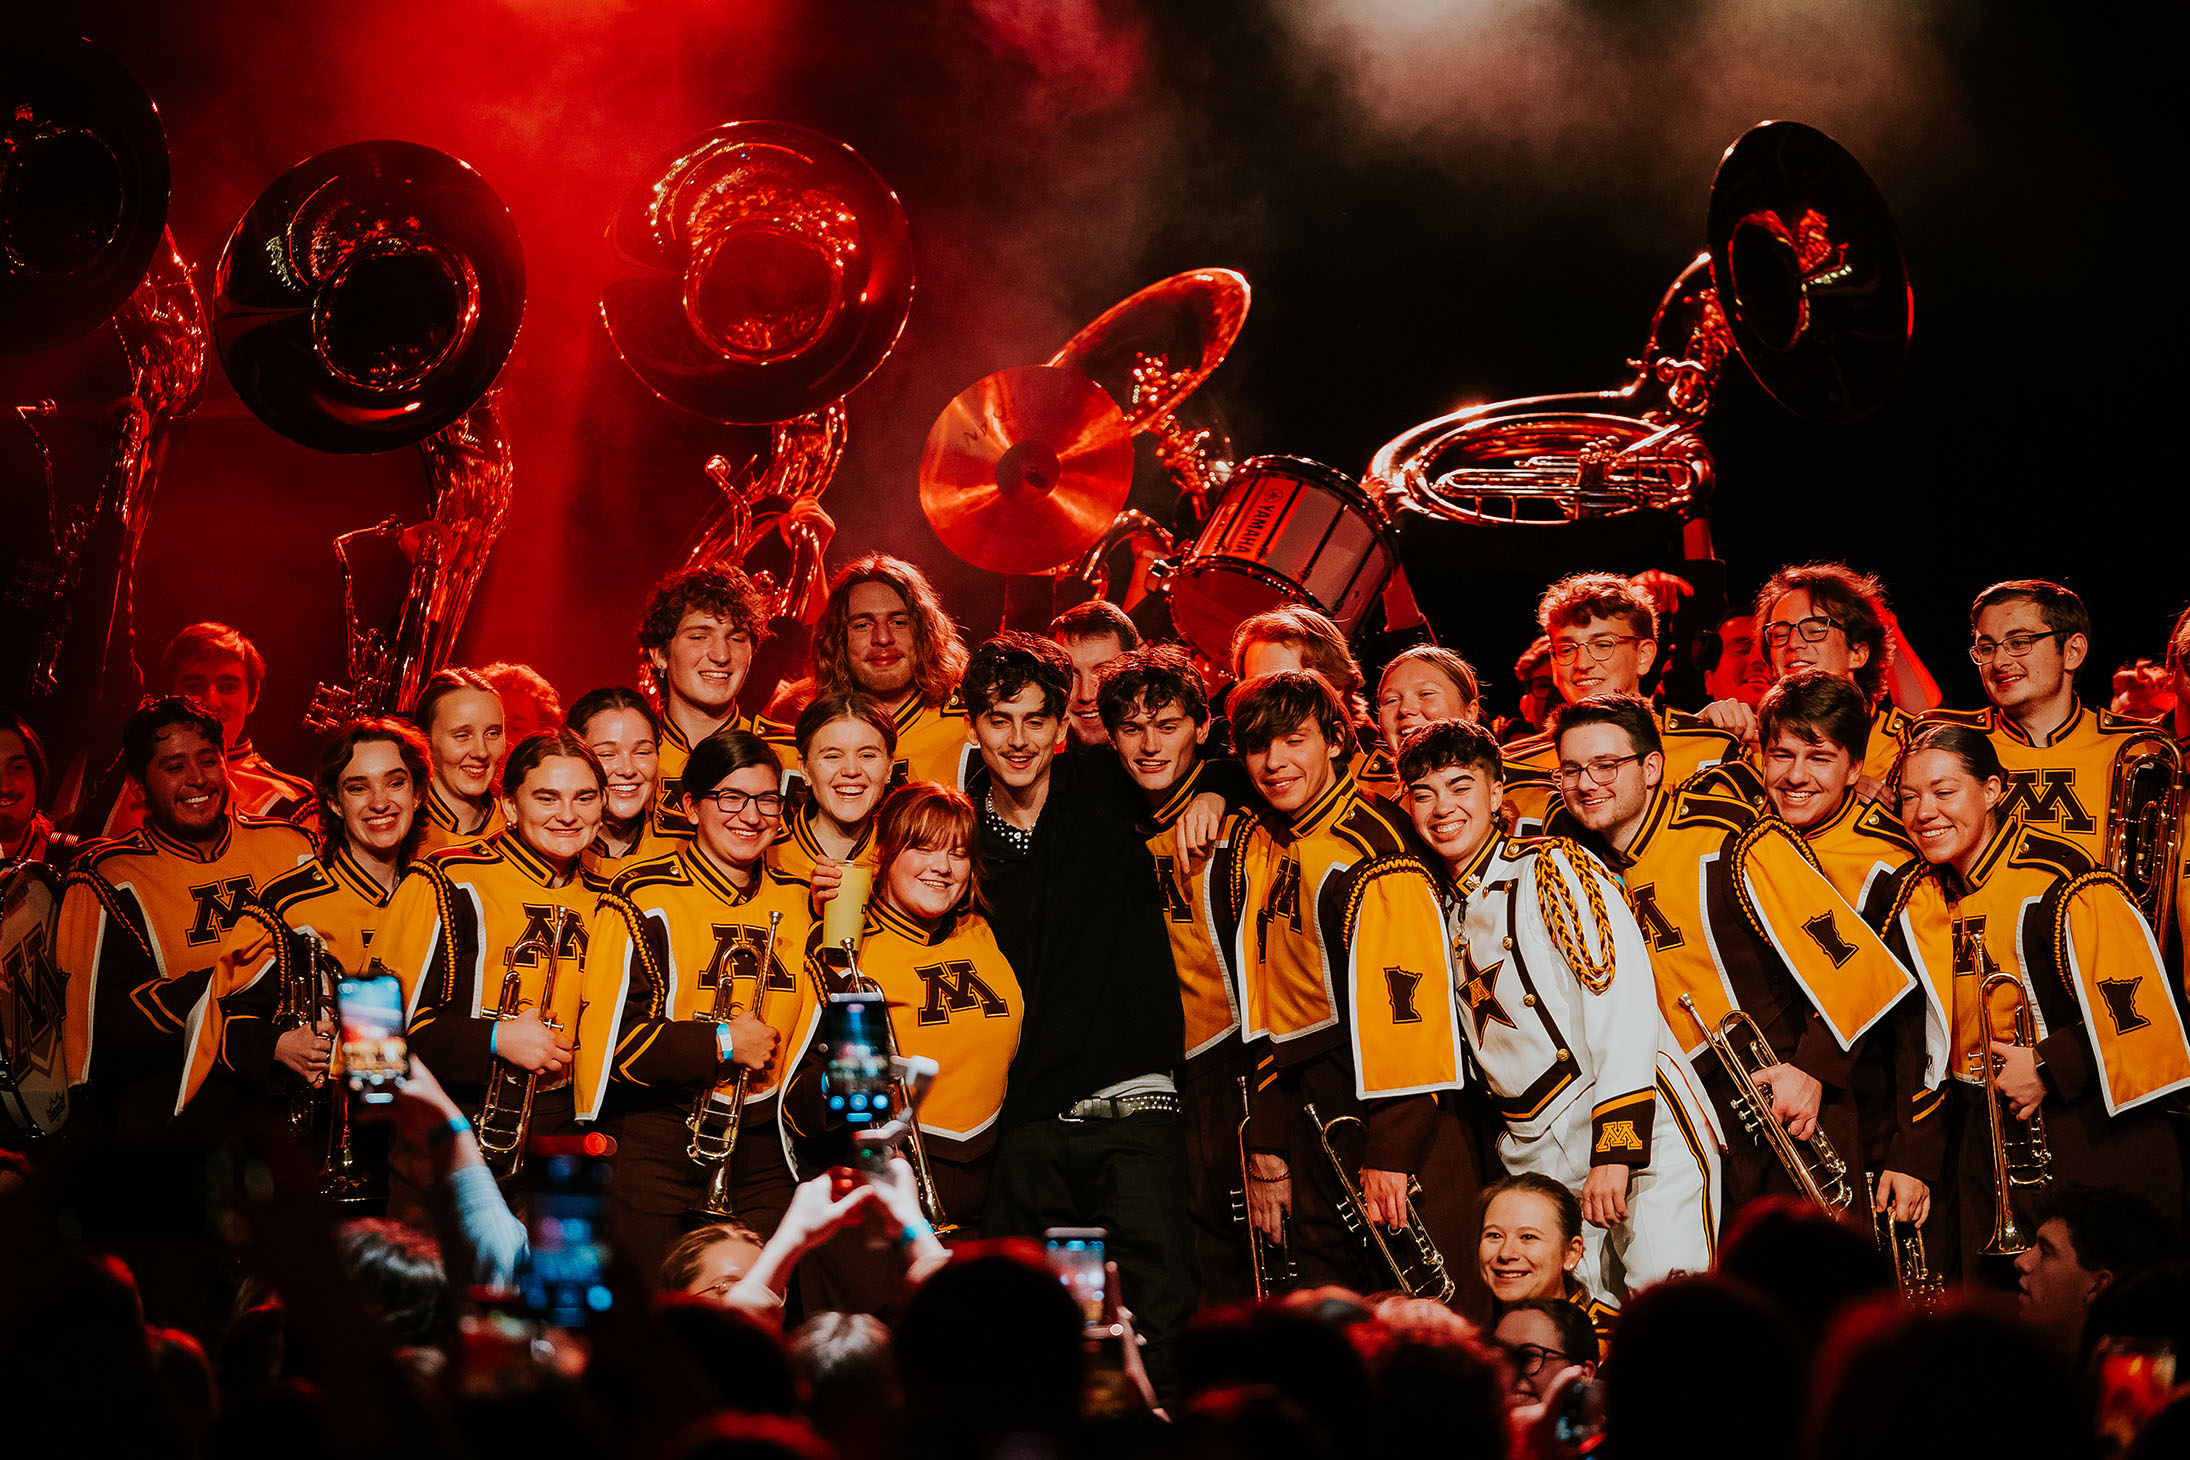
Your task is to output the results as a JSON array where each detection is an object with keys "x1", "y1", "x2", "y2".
[
  {"x1": 215, "y1": 140, "x2": 525, "y2": 453},
  {"x1": 1049, "y1": 267, "x2": 1249, "y2": 431},
  {"x1": 919, "y1": 365, "x2": 1133, "y2": 575},
  {"x1": 1707, "y1": 120, "x2": 1911, "y2": 424},
  {"x1": 1, "y1": 35, "x2": 171, "y2": 356},
  {"x1": 601, "y1": 121, "x2": 914, "y2": 424}
]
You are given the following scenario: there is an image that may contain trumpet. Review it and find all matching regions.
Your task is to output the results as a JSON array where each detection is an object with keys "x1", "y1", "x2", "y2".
[
  {"x1": 1232, "y1": 1073, "x2": 1296, "y2": 1299},
  {"x1": 687, "y1": 911, "x2": 781, "y2": 1217},
  {"x1": 477, "y1": 911, "x2": 572, "y2": 1179},
  {"x1": 838, "y1": 937, "x2": 957, "y2": 1238},
  {"x1": 1867, "y1": 1173, "x2": 1942, "y2": 1307},
  {"x1": 1971, "y1": 932, "x2": 2053, "y2": 1255},
  {"x1": 288, "y1": 931, "x2": 369, "y2": 1205},
  {"x1": 2106, "y1": 734, "x2": 2183, "y2": 939},
  {"x1": 1679, "y1": 994, "x2": 1853, "y2": 1213},
  {"x1": 1301, "y1": 1100, "x2": 1455, "y2": 1302}
]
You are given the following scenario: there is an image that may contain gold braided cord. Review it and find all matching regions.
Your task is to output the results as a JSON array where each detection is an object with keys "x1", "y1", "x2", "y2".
[{"x1": 1536, "y1": 839, "x2": 1618, "y2": 994}]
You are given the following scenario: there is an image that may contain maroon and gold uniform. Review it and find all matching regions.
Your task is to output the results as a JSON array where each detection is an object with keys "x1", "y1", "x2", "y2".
[
  {"x1": 1924, "y1": 701, "x2": 2176, "y2": 871},
  {"x1": 582, "y1": 821, "x2": 680, "y2": 882},
  {"x1": 414, "y1": 790, "x2": 505, "y2": 859},
  {"x1": 652, "y1": 711, "x2": 796, "y2": 838},
  {"x1": 1554, "y1": 781, "x2": 1916, "y2": 1215},
  {"x1": 1217, "y1": 774, "x2": 1481, "y2": 1301},
  {"x1": 766, "y1": 806, "x2": 881, "y2": 886},
  {"x1": 1505, "y1": 708, "x2": 1741, "y2": 834},
  {"x1": 584, "y1": 848, "x2": 820, "y2": 1273},
  {"x1": 373, "y1": 834, "x2": 609, "y2": 1163},
  {"x1": 181, "y1": 846, "x2": 393, "y2": 1111},
  {"x1": 1885, "y1": 819, "x2": 2190, "y2": 1267},
  {"x1": 57, "y1": 813, "x2": 315, "y2": 1133},
  {"x1": 98, "y1": 740, "x2": 317, "y2": 839}
]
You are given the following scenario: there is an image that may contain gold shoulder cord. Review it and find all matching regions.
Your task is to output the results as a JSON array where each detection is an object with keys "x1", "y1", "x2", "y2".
[{"x1": 1536, "y1": 839, "x2": 1617, "y2": 994}]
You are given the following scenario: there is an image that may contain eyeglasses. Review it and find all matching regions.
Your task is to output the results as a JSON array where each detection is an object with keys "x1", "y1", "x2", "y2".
[
  {"x1": 1555, "y1": 754, "x2": 1641, "y2": 787},
  {"x1": 1549, "y1": 634, "x2": 1641, "y2": 665},
  {"x1": 696, "y1": 788, "x2": 785, "y2": 818},
  {"x1": 1969, "y1": 629, "x2": 2065, "y2": 664},
  {"x1": 1761, "y1": 615, "x2": 1841, "y2": 650},
  {"x1": 1498, "y1": 1340, "x2": 1570, "y2": 1375}
]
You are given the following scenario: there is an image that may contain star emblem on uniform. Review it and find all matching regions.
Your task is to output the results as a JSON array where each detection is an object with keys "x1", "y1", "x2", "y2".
[{"x1": 1459, "y1": 949, "x2": 1516, "y2": 1040}]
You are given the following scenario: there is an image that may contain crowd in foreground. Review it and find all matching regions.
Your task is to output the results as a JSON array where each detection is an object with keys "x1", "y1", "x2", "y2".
[{"x1": 4, "y1": 548, "x2": 2190, "y2": 1456}]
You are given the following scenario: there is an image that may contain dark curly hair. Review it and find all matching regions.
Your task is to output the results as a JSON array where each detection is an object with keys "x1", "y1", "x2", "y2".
[{"x1": 637, "y1": 564, "x2": 771, "y2": 659}]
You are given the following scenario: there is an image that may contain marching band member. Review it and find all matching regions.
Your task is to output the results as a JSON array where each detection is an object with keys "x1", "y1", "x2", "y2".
[
  {"x1": 409, "y1": 668, "x2": 507, "y2": 856},
  {"x1": 569, "y1": 686, "x2": 677, "y2": 877},
  {"x1": 583, "y1": 728, "x2": 801, "y2": 1279},
  {"x1": 181, "y1": 718, "x2": 429, "y2": 1115},
  {"x1": 771, "y1": 693, "x2": 894, "y2": 893},
  {"x1": 90, "y1": 623, "x2": 317, "y2": 838},
  {"x1": 1050, "y1": 599, "x2": 1139, "y2": 748},
  {"x1": 1928, "y1": 580, "x2": 2172, "y2": 869},
  {"x1": 1477, "y1": 1173, "x2": 1615, "y2": 1338},
  {"x1": 1547, "y1": 694, "x2": 1919, "y2": 1219},
  {"x1": 1095, "y1": 644, "x2": 1254, "y2": 1302},
  {"x1": 1751, "y1": 674, "x2": 1919, "y2": 923},
  {"x1": 375, "y1": 729, "x2": 611, "y2": 1196},
  {"x1": 839, "y1": 783, "x2": 1024, "y2": 1226},
  {"x1": 1219, "y1": 669, "x2": 1482, "y2": 1309},
  {"x1": 479, "y1": 661, "x2": 564, "y2": 745},
  {"x1": 1, "y1": 710, "x2": 67, "y2": 869},
  {"x1": 1504, "y1": 574, "x2": 1741, "y2": 833},
  {"x1": 778, "y1": 554, "x2": 972, "y2": 790},
  {"x1": 1700, "y1": 610, "x2": 1770, "y2": 710},
  {"x1": 1372, "y1": 646, "x2": 1481, "y2": 794},
  {"x1": 1402, "y1": 719, "x2": 1721, "y2": 1302},
  {"x1": 1885, "y1": 723, "x2": 2190, "y2": 1271},
  {"x1": 1228, "y1": 607, "x2": 1389, "y2": 794},
  {"x1": 58, "y1": 696, "x2": 315, "y2": 1136},
  {"x1": 637, "y1": 564, "x2": 786, "y2": 837}
]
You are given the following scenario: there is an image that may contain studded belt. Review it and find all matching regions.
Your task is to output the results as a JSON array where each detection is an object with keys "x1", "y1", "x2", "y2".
[{"x1": 1059, "y1": 1091, "x2": 1182, "y2": 1121}]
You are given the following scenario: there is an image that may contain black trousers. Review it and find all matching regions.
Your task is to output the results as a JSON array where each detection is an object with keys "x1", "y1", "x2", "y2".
[
  {"x1": 983, "y1": 1107, "x2": 1197, "y2": 1400},
  {"x1": 1180, "y1": 1061, "x2": 1257, "y2": 1308},
  {"x1": 1699, "y1": 1062, "x2": 1861, "y2": 1227},
  {"x1": 604, "y1": 1101, "x2": 797, "y2": 1293}
]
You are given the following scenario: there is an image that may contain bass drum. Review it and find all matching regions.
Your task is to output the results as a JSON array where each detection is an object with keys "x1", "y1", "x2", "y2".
[
  {"x1": 1, "y1": 861, "x2": 68, "y2": 1137},
  {"x1": 1163, "y1": 455, "x2": 1397, "y2": 664}
]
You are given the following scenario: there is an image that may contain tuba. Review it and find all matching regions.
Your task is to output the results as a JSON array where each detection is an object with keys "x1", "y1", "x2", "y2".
[
  {"x1": 212, "y1": 140, "x2": 525, "y2": 728},
  {"x1": 4, "y1": 38, "x2": 205, "y2": 775},
  {"x1": 686, "y1": 910, "x2": 781, "y2": 1217},
  {"x1": 1301, "y1": 1099, "x2": 1455, "y2": 1301},
  {"x1": 602, "y1": 121, "x2": 913, "y2": 627},
  {"x1": 1368, "y1": 121, "x2": 1910, "y2": 538},
  {"x1": 2104, "y1": 733, "x2": 2182, "y2": 938},
  {"x1": 1971, "y1": 931, "x2": 2053, "y2": 1255},
  {"x1": 1680, "y1": 994, "x2": 1853, "y2": 1213},
  {"x1": 476, "y1": 910, "x2": 571, "y2": 1179}
]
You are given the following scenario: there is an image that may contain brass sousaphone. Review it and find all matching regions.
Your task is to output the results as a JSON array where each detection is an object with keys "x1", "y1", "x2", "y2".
[
  {"x1": 602, "y1": 121, "x2": 913, "y2": 626},
  {"x1": 1367, "y1": 120, "x2": 1912, "y2": 532},
  {"x1": 214, "y1": 140, "x2": 526, "y2": 726}
]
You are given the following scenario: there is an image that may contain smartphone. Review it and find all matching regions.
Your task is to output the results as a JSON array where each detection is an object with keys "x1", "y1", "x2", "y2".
[
  {"x1": 819, "y1": 992, "x2": 896, "y2": 1130},
  {"x1": 334, "y1": 972, "x2": 409, "y2": 1104},
  {"x1": 517, "y1": 1134, "x2": 615, "y2": 1329},
  {"x1": 1046, "y1": 1227, "x2": 1110, "y2": 1332},
  {"x1": 1550, "y1": 1376, "x2": 1607, "y2": 1450}
]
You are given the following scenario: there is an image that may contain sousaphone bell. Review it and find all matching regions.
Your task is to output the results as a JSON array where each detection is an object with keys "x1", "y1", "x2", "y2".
[{"x1": 214, "y1": 141, "x2": 526, "y2": 725}]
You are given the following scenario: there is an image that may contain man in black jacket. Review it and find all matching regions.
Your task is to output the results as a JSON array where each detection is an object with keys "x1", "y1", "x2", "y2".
[{"x1": 966, "y1": 632, "x2": 1224, "y2": 1395}]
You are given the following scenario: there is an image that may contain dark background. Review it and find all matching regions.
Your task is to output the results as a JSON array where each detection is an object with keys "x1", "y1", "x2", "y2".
[{"x1": 9, "y1": 0, "x2": 2180, "y2": 774}]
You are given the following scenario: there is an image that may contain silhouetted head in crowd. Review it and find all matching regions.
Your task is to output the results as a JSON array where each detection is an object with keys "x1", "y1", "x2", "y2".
[
  {"x1": 661, "y1": 1412, "x2": 836, "y2": 1460},
  {"x1": 1165, "y1": 1384, "x2": 1336, "y2": 1460},
  {"x1": 1805, "y1": 1299, "x2": 2092, "y2": 1460},
  {"x1": 1178, "y1": 1296, "x2": 1375, "y2": 1446},
  {"x1": 789, "y1": 1311, "x2": 900, "y2": 1460},
  {"x1": 2016, "y1": 1183, "x2": 2184, "y2": 1356},
  {"x1": 1606, "y1": 1277, "x2": 1800, "y2": 1460},
  {"x1": 334, "y1": 1219, "x2": 452, "y2": 1355},
  {"x1": 1716, "y1": 1196, "x2": 1894, "y2": 1357},
  {"x1": 1492, "y1": 1297, "x2": 1599, "y2": 1405},
  {"x1": 2082, "y1": 1262, "x2": 2190, "y2": 1364},
  {"x1": 656, "y1": 1295, "x2": 800, "y2": 1417},
  {"x1": 893, "y1": 1242, "x2": 1083, "y2": 1447},
  {"x1": 1367, "y1": 1296, "x2": 1510, "y2": 1459}
]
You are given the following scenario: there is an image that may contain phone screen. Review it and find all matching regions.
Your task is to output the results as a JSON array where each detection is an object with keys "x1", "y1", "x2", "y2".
[
  {"x1": 820, "y1": 992, "x2": 895, "y2": 1129},
  {"x1": 1046, "y1": 1227, "x2": 1108, "y2": 1332},
  {"x1": 519, "y1": 1136, "x2": 615, "y2": 1328},
  {"x1": 334, "y1": 973, "x2": 409, "y2": 1104}
]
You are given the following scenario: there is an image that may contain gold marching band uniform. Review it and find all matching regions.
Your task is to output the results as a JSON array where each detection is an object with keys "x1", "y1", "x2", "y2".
[
  {"x1": 1217, "y1": 771, "x2": 1481, "y2": 1304},
  {"x1": 95, "y1": 740, "x2": 319, "y2": 839},
  {"x1": 583, "y1": 848, "x2": 822, "y2": 1276},
  {"x1": 58, "y1": 812, "x2": 316, "y2": 1134},
  {"x1": 1554, "y1": 778, "x2": 1916, "y2": 1212},
  {"x1": 1884, "y1": 816, "x2": 2190, "y2": 1269},
  {"x1": 1442, "y1": 832, "x2": 1723, "y2": 1301},
  {"x1": 651, "y1": 711, "x2": 795, "y2": 838},
  {"x1": 413, "y1": 790, "x2": 506, "y2": 859},
  {"x1": 1924, "y1": 700, "x2": 2168, "y2": 868},
  {"x1": 582, "y1": 820, "x2": 682, "y2": 881},
  {"x1": 373, "y1": 833, "x2": 609, "y2": 1184},
  {"x1": 766, "y1": 806, "x2": 882, "y2": 885},
  {"x1": 179, "y1": 844, "x2": 396, "y2": 1113}
]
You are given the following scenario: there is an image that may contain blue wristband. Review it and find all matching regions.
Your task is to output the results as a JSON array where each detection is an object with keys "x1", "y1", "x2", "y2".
[
  {"x1": 489, "y1": 1022, "x2": 498, "y2": 1058},
  {"x1": 716, "y1": 1024, "x2": 736, "y2": 1061},
  {"x1": 428, "y1": 1112, "x2": 472, "y2": 1148}
]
